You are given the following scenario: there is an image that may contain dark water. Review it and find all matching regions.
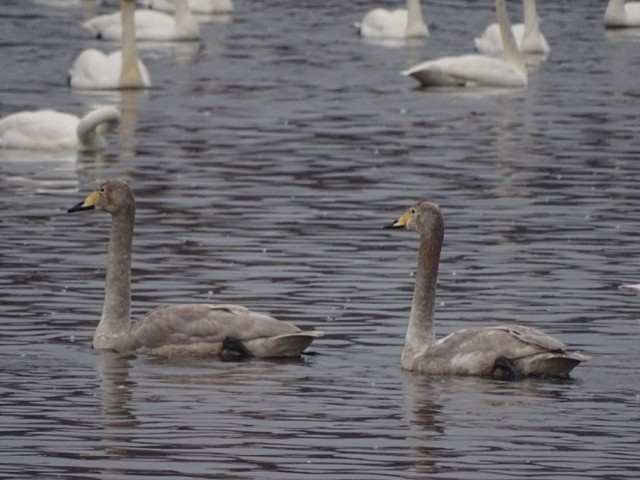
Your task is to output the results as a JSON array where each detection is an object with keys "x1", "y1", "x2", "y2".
[{"x1": 1, "y1": 0, "x2": 639, "y2": 478}]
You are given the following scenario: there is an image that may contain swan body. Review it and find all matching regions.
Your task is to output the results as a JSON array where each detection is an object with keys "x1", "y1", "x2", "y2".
[
  {"x1": 403, "y1": 0, "x2": 527, "y2": 88},
  {"x1": 142, "y1": 0, "x2": 233, "y2": 14},
  {"x1": 83, "y1": 0, "x2": 199, "y2": 41},
  {"x1": 0, "y1": 106, "x2": 120, "y2": 151},
  {"x1": 70, "y1": 0, "x2": 151, "y2": 89},
  {"x1": 67, "y1": 179, "x2": 324, "y2": 358},
  {"x1": 358, "y1": 0, "x2": 428, "y2": 39},
  {"x1": 475, "y1": 0, "x2": 549, "y2": 54},
  {"x1": 385, "y1": 201, "x2": 589, "y2": 379},
  {"x1": 604, "y1": 0, "x2": 640, "y2": 28}
]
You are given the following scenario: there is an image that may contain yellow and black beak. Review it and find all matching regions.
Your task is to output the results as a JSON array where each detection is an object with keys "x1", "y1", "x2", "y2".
[
  {"x1": 67, "y1": 190, "x2": 99, "y2": 213},
  {"x1": 383, "y1": 211, "x2": 410, "y2": 230}
]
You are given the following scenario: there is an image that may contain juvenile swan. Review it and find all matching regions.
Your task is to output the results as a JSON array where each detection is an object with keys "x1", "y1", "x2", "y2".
[
  {"x1": 0, "y1": 106, "x2": 120, "y2": 151},
  {"x1": 357, "y1": 0, "x2": 428, "y2": 39},
  {"x1": 475, "y1": 0, "x2": 549, "y2": 54},
  {"x1": 403, "y1": 0, "x2": 527, "y2": 88},
  {"x1": 70, "y1": 0, "x2": 151, "y2": 89},
  {"x1": 384, "y1": 201, "x2": 588, "y2": 379},
  {"x1": 67, "y1": 179, "x2": 324, "y2": 358}
]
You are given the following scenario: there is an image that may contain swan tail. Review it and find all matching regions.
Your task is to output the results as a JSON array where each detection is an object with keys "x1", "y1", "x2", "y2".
[
  {"x1": 516, "y1": 351, "x2": 590, "y2": 379},
  {"x1": 244, "y1": 330, "x2": 325, "y2": 358},
  {"x1": 76, "y1": 106, "x2": 121, "y2": 151}
]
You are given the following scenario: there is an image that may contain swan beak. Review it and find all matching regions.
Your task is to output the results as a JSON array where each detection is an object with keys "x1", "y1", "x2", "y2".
[
  {"x1": 384, "y1": 211, "x2": 410, "y2": 229},
  {"x1": 67, "y1": 190, "x2": 99, "y2": 213}
]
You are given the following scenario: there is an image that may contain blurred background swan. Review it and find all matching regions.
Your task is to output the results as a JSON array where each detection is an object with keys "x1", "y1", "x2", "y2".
[
  {"x1": 403, "y1": 0, "x2": 527, "y2": 88},
  {"x1": 604, "y1": 0, "x2": 640, "y2": 27},
  {"x1": 70, "y1": 0, "x2": 151, "y2": 89},
  {"x1": 83, "y1": 0, "x2": 199, "y2": 41},
  {"x1": 475, "y1": 0, "x2": 549, "y2": 54},
  {"x1": 0, "y1": 106, "x2": 120, "y2": 151},
  {"x1": 356, "y1": 0, "x2": 428, "y2": 39},
  {"x1": 142, "y1": 0, "x2": 233, "y2": 14}
]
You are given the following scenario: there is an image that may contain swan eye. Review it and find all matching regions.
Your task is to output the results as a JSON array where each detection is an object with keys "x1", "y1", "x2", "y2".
[
  {"x1": 99, "y1": 187, "x2": 106, "y2": 193},
  {"x1": 410, "y1": 208, "x2": 416, "y2": 215}
]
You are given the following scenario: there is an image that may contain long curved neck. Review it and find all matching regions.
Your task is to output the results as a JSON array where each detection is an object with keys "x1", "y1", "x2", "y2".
[
  {"x1": 496, "y1": 0, "x2": 525, "y2": 74},
  {"x1": 522, "y1": 0, "x2": 540, "y2": 43},
  {"x1": 403, "y1": 224, "x2": 443, "y2": 366},
  {"x1": 94, "y1": 207, "x2": 134, "y2": 349},
  {"x1": 118, "y1": 0, "x2": 144, "y2": 89},
  {"x1": 173, "y1": 0, "x2": 198, "y2": 36},
  {"x1": 405, "y1": 0, "x2": 428, "y2": 37},
  {"x1": 76, "y1": 108, "x2": 120, "y2": 150}
]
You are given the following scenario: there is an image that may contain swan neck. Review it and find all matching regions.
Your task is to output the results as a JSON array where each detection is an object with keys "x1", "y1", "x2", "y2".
[
  {"x1": 76, "y1": 109, "x2": 118, "y2": 150},
  {"x1": 95, "y1": 207, "x2": 134, "y2": 348},
  {"x1": 405, "y1": 0, "x2": 428, "y2": 36},
  {"x1": 404, "y1": 225, "x2": 442, "y2": 364},
  {"x1": 119, "y1": 0, "x2": 143, "y2": 88},
  {"x1": 522, "y1": 0, "x2": 540, "y2": 38},
  {"x1": 496, "y1": 0, "x2": 525, "y2": 74}
]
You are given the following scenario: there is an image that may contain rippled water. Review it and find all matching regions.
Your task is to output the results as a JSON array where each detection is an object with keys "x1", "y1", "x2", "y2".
[{"x1": 1, "y1": 0, "x2": 639, "y2": 478}]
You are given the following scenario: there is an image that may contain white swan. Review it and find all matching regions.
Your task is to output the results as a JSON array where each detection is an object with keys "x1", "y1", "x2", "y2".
[
  {"x1": 604, "y1": 0, "x2": 640, "y2": 27},
  {"x1": 403, "y1": 0, "x2": 527, "y2": 88},
  {"x1": 83, "y1": 0, "x2": 199, "y2": 41},
  {"x1": 0, "y1": 106, "x2": 120, "y2": 151},
  {"x1": 357, "y1": 0, "x2": 428, "y2": 39},
  {"x1": 475, "y1": 0, "x2": 549, "y2": 54},
  {"x1": 142, "y1": 0, "x2": 233, "y2": 14},
  {"x1": 385, "y1": 201, "x2": 589, "y2": 379},
  {"x1": 67, "y1": 179, "x2": 324, "y2": 358},
  {"x1": 70, "y1": 0, "x2": 151, "y2": 89}
]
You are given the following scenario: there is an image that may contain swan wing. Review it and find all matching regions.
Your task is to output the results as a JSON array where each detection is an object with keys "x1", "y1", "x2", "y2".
[
  {"x1": 360, "y1": 8, "x2": 408, "y2": 39},
  {"x1": 417, "y1": 325, "x2": 587, "y2": 377},
  {"x1": 403, "y1": 54, "x2": 527, "y2": 88},
  {"x1": 115, "y1": 304, "x2": 324, "y2": 357},
  {"x1": 0, "y1": 110, "x2": 79, "y2": 150}
]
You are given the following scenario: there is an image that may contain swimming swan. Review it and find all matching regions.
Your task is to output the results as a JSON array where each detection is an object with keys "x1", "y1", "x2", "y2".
[
  {"x1": 142, "y1": 0, "x2": 233, "y2": 14},
  {"x1": 70, "y1": 0, "x2": 151, "y2": 89},
  {"x1": 475, "y1": 0, "x2": 549, "y2": 54},
  {"x1": 604, "y1": 0, "x2": 640, "y2": 27},
  {"x1": 384, "y1": 201, "x2": 589, "y2": 379},
  {"x1": 67, "y1": 179, "x2": 324, "y2": 358},
  {"x1": 357, "y1": 0, "x2": 428, "y2": 39},
  {"x1": 83, "y1": 0, "x2": 199, "y2": 41},
  {"x1": 403, "y1": 0, "x2": 527, "y2": 88},
  {"x1": 0, "y1": 106, "x2": 120, "y2": 151}
]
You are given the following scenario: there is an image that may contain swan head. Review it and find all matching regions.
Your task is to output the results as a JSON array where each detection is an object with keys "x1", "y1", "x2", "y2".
[
  {"x1": 68, "y1": 179, "x2": 135, "y2": 216},
  {"x1": 384, "y1": 201, "x2": 444, "y2": 237}
]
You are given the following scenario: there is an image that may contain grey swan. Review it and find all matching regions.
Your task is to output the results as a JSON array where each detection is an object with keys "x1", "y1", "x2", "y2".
[
  {"x1": 67, "y1": 179, "x2": 324, "y2": 359},
  {"x1": 385, "y1": 201, "x2": 589, "y2": 379}
]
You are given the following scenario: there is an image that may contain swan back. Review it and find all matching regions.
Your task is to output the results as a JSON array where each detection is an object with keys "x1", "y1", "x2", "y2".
[
  {"x1": 359, "y1": 0, "x2": 428, "y2": 39},
  {"x1": 0, "y1": 110, "x2": 79, "y2": 150},
  {"x1": 0, "y1": 107, "x2": 120, "y2": 151}
]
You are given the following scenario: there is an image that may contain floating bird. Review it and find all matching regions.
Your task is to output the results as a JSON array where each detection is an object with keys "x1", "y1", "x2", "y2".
[
  {"x1": 384, "y1": 201, "x2": 589, "y2": 379},
  {"x1": 67, "y1": 179, "x2": 324, "y2": 359}
]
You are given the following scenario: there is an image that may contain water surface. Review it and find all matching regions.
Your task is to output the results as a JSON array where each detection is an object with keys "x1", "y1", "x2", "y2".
[{"x1": 1, "y1": 1, "x2": 639, "y2": 478}]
